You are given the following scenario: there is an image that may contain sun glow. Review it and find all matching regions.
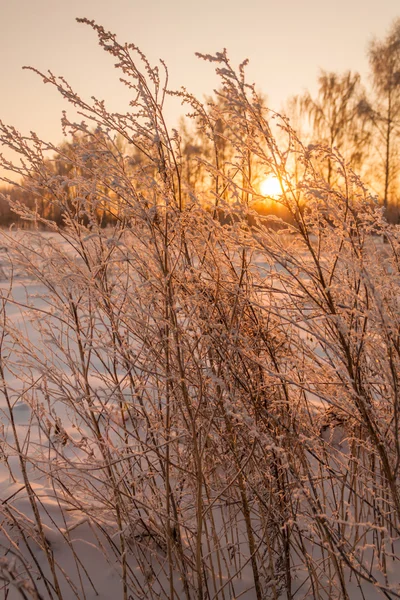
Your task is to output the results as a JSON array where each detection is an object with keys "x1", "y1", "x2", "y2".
[{"x1": 259, "y1": 174, "x2": 282, "y2": 198}]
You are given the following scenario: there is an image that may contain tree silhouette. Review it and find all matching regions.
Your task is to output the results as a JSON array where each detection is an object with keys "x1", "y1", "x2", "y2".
[
  {"x1": 297, "y1": 70, "x2": 370, "y2": 184},
  {"x1": 369, "y1": 18, "x2": 400, "y2": 209}
]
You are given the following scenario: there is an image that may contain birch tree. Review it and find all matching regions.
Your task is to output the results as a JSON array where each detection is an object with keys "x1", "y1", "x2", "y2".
[{"x1": 369, "y1": 18, "x2": 400, "y2": 209}]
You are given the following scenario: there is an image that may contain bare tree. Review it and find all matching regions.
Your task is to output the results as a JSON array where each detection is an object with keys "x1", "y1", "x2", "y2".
[
  {"x1": 297, "y1": 70, "x2": 370, "y2": 184},
  {"x1": 369, "y1": 18, "x2": 400, "y2": 209}
]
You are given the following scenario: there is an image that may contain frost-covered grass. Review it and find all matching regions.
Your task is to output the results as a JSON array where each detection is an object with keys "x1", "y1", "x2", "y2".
[
  {"x1": 1, "y1": 227, "x2": 399, "y2": 600},
  {"x1": 1, "y1": 18, "x2": 400, "y2": 600}
]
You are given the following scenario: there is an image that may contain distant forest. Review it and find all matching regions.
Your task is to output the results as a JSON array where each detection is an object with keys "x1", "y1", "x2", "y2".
[{"x1": 2, "y1": 17, "x2": 400, "y2": 225}]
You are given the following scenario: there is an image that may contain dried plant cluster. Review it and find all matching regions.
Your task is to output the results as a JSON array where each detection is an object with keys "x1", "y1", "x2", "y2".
[{"x1": 0, "y1": 19, "x2": 400, "y2": 600}]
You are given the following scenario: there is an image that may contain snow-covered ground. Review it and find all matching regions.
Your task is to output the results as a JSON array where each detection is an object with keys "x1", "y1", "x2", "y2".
[
  {"x1": 0, "y1": 237, "x2": 125, "y2": 598},
  {"x1": 0, "y1": 229, "x2": 399, "y2": 600}
]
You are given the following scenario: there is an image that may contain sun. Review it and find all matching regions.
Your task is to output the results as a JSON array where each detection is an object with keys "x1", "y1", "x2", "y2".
[{"x1": 259, "y1": 174, "x2": 282, "y2": 198}]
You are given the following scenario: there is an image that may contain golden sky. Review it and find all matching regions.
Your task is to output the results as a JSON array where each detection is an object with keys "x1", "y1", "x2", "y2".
[{"x1": 0, "y1": 0, "x2": 399, "y2": 172}]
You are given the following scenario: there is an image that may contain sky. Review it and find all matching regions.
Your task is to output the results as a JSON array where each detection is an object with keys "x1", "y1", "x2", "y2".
[{"x1": 0, "y1": 0, "x2": 399, "y2": 174}]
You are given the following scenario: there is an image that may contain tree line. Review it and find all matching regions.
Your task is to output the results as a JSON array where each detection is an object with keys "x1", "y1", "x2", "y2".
[
  {"x1": 2, "y1": 17, "x2": 400, "y2": 226},
  {"x1": 288, "y1": 17, "x2": 400, "y2": 222}
]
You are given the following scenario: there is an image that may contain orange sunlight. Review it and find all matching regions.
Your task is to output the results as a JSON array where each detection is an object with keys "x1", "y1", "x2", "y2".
[{"x1": 259, "y1": 174, "x2": 282, "y2": 198}]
